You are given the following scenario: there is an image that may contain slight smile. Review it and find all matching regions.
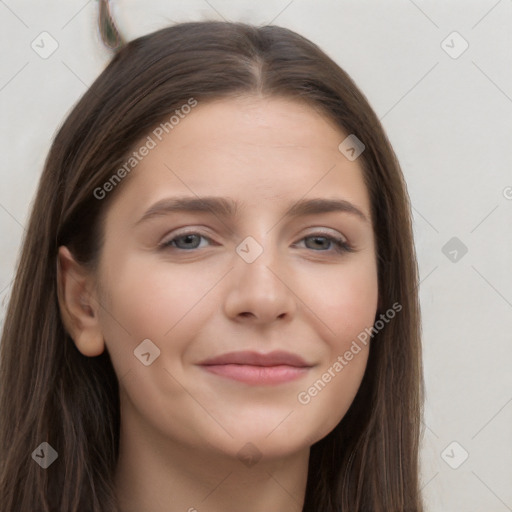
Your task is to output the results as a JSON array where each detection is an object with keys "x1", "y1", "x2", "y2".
[{"x1": 198, "y1": 350, "x2": 314, "y2": 385}]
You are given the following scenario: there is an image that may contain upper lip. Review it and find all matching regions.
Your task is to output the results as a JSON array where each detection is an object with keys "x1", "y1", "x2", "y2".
[{"x1": 198, "y1": 350, "x2": 312, "y2": 367}]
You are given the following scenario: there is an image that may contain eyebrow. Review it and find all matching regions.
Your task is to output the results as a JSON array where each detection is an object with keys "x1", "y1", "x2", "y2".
[{"x1": 134, "y1": 195, "x2": 370, "y2": 226}]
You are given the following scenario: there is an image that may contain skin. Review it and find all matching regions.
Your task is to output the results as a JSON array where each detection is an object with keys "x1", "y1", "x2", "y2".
[{"x1": 58, "y1": 95, "x2": 379, "y2": 512}]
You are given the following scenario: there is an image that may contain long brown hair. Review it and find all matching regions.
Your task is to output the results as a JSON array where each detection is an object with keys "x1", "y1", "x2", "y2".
[{"x1": 0, "y1": 15, "x2": 424, "y2": 512}]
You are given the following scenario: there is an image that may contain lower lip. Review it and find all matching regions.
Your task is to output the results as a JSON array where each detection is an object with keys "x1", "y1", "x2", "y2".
[{"x1": 200, "y1": 364, "x2": 310, "y2": 385}]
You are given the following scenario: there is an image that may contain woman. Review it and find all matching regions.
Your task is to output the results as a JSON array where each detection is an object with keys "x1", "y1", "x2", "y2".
[{"x1": 0, "y1": 8, "x2": 424, "y2": 512}]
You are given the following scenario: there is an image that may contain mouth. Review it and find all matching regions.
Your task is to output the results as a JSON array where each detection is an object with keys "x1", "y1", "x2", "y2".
[{"x1": 198, "y1": 350, "x2": 313, "y2": 385}]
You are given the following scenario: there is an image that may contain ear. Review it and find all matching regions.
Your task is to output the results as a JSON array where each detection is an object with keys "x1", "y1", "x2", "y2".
[{"x1": 56, "y1": 246, "x2": 105, "y2": 357}]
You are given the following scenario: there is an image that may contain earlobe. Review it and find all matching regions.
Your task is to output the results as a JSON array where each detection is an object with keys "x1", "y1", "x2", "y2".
[{"x1": 56, "y1": 246, "x2": 105, "y2": 357}]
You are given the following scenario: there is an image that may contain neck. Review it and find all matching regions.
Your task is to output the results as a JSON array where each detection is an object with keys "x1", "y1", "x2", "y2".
[{"x1": 114, "y1": 404, "x2": 309, "y2": 512}]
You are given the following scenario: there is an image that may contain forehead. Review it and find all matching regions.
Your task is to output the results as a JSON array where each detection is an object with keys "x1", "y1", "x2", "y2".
[
  {"x1": 105, "y1": 95, "x2": 371, "y2": 222},
  {"x1": 167, "y1": 95, "x2": 343, "y2": 150}
]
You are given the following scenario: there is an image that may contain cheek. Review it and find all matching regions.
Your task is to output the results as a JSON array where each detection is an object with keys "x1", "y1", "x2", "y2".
[
  {"x1": 298, "y1": 255, "x2": 379, "y2": 347},
  {"x1": 291, "y1": 257, "x2": 378, "y2": 435},
  {"x1": 96, "y1": 254, "x2": 222, "y2": 372}
]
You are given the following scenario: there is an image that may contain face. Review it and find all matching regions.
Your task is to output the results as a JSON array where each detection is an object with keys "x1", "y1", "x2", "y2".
[{"x1": 91, "y1": 95, "x2": 378, "y2": 460}]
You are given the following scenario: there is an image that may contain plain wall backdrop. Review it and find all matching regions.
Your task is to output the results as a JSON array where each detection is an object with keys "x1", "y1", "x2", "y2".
[{"x1": 1, "y1": 1, "x2": 511, "y2": 510}]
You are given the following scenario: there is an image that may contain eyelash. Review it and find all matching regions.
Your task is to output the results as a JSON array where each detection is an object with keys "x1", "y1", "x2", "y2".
[{"x1": 159, "y1": 230, "x2": 354, "y2": 254}]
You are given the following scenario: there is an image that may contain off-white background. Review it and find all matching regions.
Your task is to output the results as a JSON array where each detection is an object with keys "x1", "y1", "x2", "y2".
[{"x1": 1, "y1": 1, "x2": 511, "y2": 510}]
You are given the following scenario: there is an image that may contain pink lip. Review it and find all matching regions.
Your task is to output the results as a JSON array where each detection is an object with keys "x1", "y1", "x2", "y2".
[{"x1": 198, "y1": 350, "x2": 313, "y2": 385}]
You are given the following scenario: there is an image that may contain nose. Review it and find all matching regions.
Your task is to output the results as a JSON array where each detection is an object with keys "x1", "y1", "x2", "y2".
[{"x1": 222, "y1": 242, "x2": 297, "y2": 325}]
